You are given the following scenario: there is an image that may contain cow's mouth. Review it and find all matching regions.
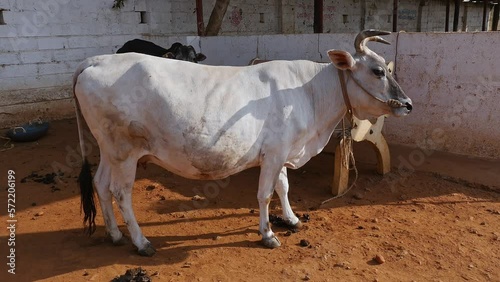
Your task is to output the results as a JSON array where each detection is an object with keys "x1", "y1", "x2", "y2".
[
  {"x1": 387, "y1": 99, "x2": 412, "y2": 116},
  {"x1": 405, "y1": 102, "x2": 413, "y2": 112}
]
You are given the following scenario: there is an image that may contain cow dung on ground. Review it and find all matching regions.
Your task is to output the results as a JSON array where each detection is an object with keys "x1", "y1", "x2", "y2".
[{"x1": 112, "y1": 267, "x2": 152, "y2": 282}]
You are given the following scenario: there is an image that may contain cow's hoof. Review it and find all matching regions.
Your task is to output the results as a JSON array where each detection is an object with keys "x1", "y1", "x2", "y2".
[
  {"x1": 112, "y1": 235, "x2": 129, "y2": 246},
  {"x1": 138, "y1": 243, "x2": 156, "y2": 257},
  {"x1": 262, "y1": 235, "x2": 281, "y2": 248},
  {"x1": 289, "y1": 219, "x2": 302, "y2": 229}
]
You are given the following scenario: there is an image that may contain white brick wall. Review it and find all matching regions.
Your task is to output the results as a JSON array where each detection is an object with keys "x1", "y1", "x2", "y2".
[
  {"x1": 0, "y1": 53, "x2": 21, "y2": 65},
  {"x1": 0, "y1": 64, "x2": 38, "y2": 78},
  {"x1": 18, "y1": 50, "x2": 54, "y2": 64}
]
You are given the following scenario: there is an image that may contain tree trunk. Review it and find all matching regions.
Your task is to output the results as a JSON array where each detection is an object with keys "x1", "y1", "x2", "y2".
[
  {"x1": 196, "y1": 0, "x2": 205, "y2": 36},
  {"x1": 205, "y1": 0, "x2": 230, "y2": 36}
]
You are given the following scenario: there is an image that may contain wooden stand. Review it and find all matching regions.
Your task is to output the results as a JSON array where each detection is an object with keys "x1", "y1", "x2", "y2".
[{"x1": 331, "y1": 115, "x2": 390, "y2": 196}]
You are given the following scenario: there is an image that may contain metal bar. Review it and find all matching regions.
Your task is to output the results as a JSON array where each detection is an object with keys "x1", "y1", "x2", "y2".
[
  {"x1": 314, "y1": 0, "x2": 323, "y2": 33},
  {"x1": 453, "y1": 0, "x2": 460, "y2": 31}
]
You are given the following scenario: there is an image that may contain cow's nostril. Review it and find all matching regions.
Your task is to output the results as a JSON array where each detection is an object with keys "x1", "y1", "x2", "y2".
[{"x1": 405, "y1": 102, "x2": 413, "y2": 112}]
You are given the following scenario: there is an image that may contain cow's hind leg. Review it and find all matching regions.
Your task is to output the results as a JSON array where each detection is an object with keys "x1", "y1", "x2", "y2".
[
  {"x1": 94, "y1": 157, "x2": 126, "y2": 245},
  {"x1": 274, "y1": 167, "x2": 301, "y2": 228},
  {"x1": 257, "y1": 160, "x2": 283, "y2": 248},
  {"x1": 110, "y1": 160, "x2": 156, "y2": 256}
]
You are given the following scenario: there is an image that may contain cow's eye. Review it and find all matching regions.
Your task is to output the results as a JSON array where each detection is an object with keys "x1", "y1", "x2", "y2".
[{"x1": 372, "y1": 67, "x2": 385, "y2": 77}]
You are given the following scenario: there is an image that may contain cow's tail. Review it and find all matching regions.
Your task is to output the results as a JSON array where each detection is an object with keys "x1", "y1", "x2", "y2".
[{"x1": 73, "y1": 62, "x2": 97, "y2": 236}]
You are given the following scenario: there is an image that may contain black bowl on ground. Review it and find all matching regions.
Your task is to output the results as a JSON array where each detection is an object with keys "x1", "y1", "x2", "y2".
[{"x1": 6, "y1": 121, "x2": 50, "y2": 142}]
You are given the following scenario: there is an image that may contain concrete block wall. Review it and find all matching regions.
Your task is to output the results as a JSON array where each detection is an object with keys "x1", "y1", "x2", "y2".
[
  {"x1": 463, "y1": 3, "x2": 484, "y2": 31},
  {"x1": 292, "y1": 0, "x2": 491, "y2": 34},
  {"x1": 200, "y1": 0, "x2": 493, "y2": 35},
  {"x1": 201, "y1": 0, "x2": 282, "y2": 35},
  {"x1": 0, "y1": 0, "x2": 200, "y2": 126}
]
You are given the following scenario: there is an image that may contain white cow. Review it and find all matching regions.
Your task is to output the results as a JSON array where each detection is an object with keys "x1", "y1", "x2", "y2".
[{"x1": 73, "y1": 30, "x2": 412, "y2": 256}]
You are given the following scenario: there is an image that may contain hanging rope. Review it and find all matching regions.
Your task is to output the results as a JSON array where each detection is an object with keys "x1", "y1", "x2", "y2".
[
  {"x1": 320, "y1": 117, "x2": 359, "y2": 206},
  {"x1": 319, "y1": 69, "x2": 360, "y2": 206}
]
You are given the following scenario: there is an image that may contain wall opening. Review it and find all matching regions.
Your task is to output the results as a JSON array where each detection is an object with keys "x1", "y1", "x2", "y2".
[
  {"x1": 139, "y1": 11, "x2": 148, "y2": 24},
  {"x1": 342, "y1": 14, "x2": 348, "y2": 24},
  {"x1": 0, "y1": 9, "x2": 6, "y2": 25},
  {"x1": 259, "y1": 13, "x2": 264, "y2": 23}
]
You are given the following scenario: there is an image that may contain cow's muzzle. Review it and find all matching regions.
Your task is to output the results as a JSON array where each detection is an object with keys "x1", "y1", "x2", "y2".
[
  {"x1": 388, "y1": 98, "x2": 413, "y2": 116},
  {"x1": 387, "y1": 99, "x2": 413, "y2": 112},
  {"x1": 405, "y1": 102, "x2": 413, "y2": 112}
]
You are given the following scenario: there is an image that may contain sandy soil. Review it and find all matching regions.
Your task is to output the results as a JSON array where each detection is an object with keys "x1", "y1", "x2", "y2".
[{"x1": 0, "y1": 119, "x2": 499, "y2": 282}]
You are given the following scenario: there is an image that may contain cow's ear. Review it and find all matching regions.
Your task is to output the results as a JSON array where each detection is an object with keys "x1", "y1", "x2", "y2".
[
  {"x1": 163, "y1": 52, "x2": 174, "y2": 59},
  {"x1": 196, "y1": 53, "x2": 207, "y2": 62},
  {"x1": 328, "y1": 50, "x2": 355, "y2": 70},
  {"x1": 387, "y1": 61, "x2": 394, "y2": 74}
]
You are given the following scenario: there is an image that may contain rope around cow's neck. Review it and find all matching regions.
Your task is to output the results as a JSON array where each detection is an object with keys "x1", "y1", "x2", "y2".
[{"x1": 319, "y1": 70, "x2": 360, "y2": 205}]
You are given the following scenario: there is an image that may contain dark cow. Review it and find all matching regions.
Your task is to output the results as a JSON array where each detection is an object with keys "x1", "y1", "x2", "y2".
[{"x1": 116, "y1": 39, "x2": 206, "y2": 63}]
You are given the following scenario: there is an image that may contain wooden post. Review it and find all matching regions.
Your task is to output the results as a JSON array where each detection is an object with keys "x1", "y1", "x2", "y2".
[
  {"x1": 351, "y1": 115, "x2": 391, "y2": 175},
  {"x1": 393, "y1": 0, "x2": 398, "y2": 32},
  {"x1": 462, "y1": 3, "x2": 468, "y2": 31},
  {"x1": 445, "y1": 0, "x2": 450, "y2": 31},
  {"x1": 331, "y1": 115, "x2": 391, "y2": 196},
  {"x1": 482, "y1": 0, "x2": 489, "y2": 31},
  {"x1": 314, "y1": 0, "x2": 323, "y2": 33},
  {"x1": 332, "y1": 139, "x2": 350, "y2": 196},
  {"x1": 205, "y1": 0, "x2": 230, "y2": 36},
  {"x1": 453, "y1": 0, "x2": 460, "y2": 31},
  {"x1": 416, "y1": 0, "x2": 425, "y2": 32},
  {"x1": 370, "y1": 134, "x2": 391, "y2": 175},
  {"x1": 196, "y1": 0, "x2": 205, "y2": 36},
  {"x1": 493, "y1": 2, "x2": 500, "y2": 31},
  {"x1": 360, "y1": 0, "x2": 366, "y2": 31}
]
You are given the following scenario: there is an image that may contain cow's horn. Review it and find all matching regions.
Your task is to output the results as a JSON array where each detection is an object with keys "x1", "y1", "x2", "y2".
[{"x1": 355, "y1": 30, "x2": 391, "y2": 53}]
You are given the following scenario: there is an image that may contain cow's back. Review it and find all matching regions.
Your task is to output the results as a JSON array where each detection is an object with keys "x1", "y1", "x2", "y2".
[
  {"x1": 74, "y1": 53, "x2": 331, "y2": 179},
  {"x1": 74, "y1": 54, "x2": 281, "y2": 178}
]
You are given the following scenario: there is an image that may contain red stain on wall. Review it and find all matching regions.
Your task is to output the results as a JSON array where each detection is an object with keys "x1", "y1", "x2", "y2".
[
  {"x1": 296, "y1": 3, "x2": 313, "y2": 21},
  {"x1": 230, "y1": 7, "x2": 243, "y2": 26},
  {"x1": 325, "y1": 5, "x2": 336, "y2": 20}
]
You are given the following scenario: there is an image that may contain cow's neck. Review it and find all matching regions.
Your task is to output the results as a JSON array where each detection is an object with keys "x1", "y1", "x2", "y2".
[
  {"x1": 312, "y1": 63, "x2": 348, "y2": 128},
  {"x1": 307, "y1": 63, "x2": 349, "y2": 156}
]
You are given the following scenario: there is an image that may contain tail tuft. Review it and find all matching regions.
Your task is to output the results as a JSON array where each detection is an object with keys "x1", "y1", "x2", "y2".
[{"x1": 79, "y1": 158, "x2": 96, "y2": 236}]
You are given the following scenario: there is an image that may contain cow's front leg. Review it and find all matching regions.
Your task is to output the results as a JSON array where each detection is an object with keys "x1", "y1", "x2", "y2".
[
  {"x1": 274, "y1": 167, "x2": 301, "y2": 228},
  {"x1": 257, "y1": 160, "x2": 283, "y2": 248}
]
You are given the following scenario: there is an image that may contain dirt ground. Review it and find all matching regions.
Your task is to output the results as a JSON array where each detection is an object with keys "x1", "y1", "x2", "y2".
[{"x1": 0, "y1": 119, "x2": 499, "y2": 282}]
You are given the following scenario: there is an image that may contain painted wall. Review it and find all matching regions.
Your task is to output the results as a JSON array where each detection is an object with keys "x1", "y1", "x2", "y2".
[
  {"x1": 291, "y1": 0, "x2": 495, "y2": 34},
  {"x1": 385, "y1": 32, "x2": 500, "y2": 160}
]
